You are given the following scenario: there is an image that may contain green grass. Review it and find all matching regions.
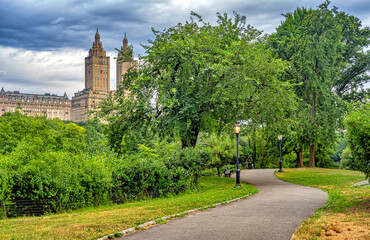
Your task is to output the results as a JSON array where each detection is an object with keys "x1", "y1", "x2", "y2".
[
  {"x1": 0, "y1": 176, "x2": 257, "y2": 240},
  {"x1": 275, "y1": 168, "x2": 369, "y2": 239}
]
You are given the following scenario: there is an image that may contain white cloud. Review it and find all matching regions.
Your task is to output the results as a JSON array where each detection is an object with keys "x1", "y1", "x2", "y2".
[
  {"x1": 0, "y1": 46, "x2": 122, "y2": 98},
  {"x1": 0, "y1": 46, "x2": 84, "y2": 97},
  {"x1": 50, "y1": 17, "x2": 65, "y2": 25}
]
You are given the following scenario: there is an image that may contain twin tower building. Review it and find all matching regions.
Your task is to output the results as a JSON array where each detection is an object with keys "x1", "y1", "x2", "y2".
[
  {"x1": 71, "y1": 29, "x2": 137, "y2": 122},
  {"x1": 0, "y1": 30, "x2": 136, "y2": 122}
]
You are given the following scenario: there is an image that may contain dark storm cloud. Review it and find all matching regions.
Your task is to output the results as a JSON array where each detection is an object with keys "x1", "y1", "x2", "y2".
[
  {"x1": 1, "y1": 0, "x2": 368, "y2": 54},
  {"x1": 0, "y1": 0, "x2": 148, "y2": 51}
]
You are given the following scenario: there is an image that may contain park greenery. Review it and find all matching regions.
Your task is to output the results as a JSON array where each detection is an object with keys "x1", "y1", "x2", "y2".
[
  {"x1": 0, "y1": 0, "x2": 369, "y2": 220},
  {"x1": 99, "y1": 1, "x2": 368, "y2": 174},
  {"x1": 0, "y1": 177, "x2": 257, "y2": 240}
]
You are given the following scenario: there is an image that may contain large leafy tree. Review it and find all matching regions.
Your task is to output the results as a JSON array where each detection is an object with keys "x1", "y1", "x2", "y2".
[
  {"x1": 270, "y1": 1, "x2": 369, "y2": 167},
  {"x1": 99, "y1": 12, "x2": 295, "y2": 153},
  {"x1": 333, "y1": 11, "x2": 370, "y2": 102}
]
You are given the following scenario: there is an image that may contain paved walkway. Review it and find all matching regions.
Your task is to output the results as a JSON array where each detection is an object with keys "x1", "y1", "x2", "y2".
[{"x1": 119, "y1": 169, "x2": 328, "y2": 240}]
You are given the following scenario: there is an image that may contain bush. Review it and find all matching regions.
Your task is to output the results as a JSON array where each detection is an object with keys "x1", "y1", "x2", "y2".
[
  {"x1": 344, "y1": 103, "x2": 370, "y2": 179},
  {"x1": 112, "y1": 155, "x2": 190, "y2": 201},
  {"x1": 1, "y1": 146, "x2": 114, "y2": 214},
  {"x1": 201, "y1": 134, "x2": 236, "y2": 176}
]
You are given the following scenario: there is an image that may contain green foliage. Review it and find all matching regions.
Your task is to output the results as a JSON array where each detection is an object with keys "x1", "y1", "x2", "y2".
[
  {"x1": 282, "y1": 152, "x2": 297, "y2": 168},
  {"x1": 0, "y1": 113, "x2": 204, "y2": 217},
  {"x1": 201, "y1": 134, "x2": 236, "y2": 176},
  {"x1": 330, "y1": 136, "x2": 347, "y2": 162},
  {"x1": 164, "y1": 147, "x2": 209, "y2": 177},
  {"x1": 340, "y1": 146, "x2": 358, "y2": 170},
  {"x1": 112, "y1": 154, "x2": 189, "y2": 200},
  {"x1": 1, "y1": 146, "x2": 114, "y2": 211},
  {"x1": 343, "y1": 103, "x2": 370, "y2": 179},
  {"x1": 269, "y1": 1, "x2": 369, "y2": 166},
  {"x1": 98, "y1": 11, "x2": 295, "y2": 152},
  {"x1": 0, "y1": 177, "x2": 258, "y2": 239},
  {"x1": 0, "y1": 111, "x2": 86, "y2": 154},
  {"x1": 77, "y1": 119, "x2": 110, "y2": 153}
]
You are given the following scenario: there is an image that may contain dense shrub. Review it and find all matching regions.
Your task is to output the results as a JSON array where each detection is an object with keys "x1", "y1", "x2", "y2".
[
  {"x1": 1, "y1": 147, "x2": 114, "y2": 211},
  {"x1": 343, "y1": 103, "x2": 370, "y2": 179},
  {"x1": 0, "y1": 113, "x2": 209, "y2": 218},
  {"x1": 112, "y1": 156, "x2": 189, "y2": 200}
]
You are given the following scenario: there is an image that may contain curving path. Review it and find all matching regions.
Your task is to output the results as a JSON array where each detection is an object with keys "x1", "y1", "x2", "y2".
[{"x1": 118, "y1": 169, "x2": 328, "y2": 240}]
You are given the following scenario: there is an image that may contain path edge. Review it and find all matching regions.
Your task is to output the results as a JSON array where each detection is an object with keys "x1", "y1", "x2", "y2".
[{"x1": 97, "y1": 194, "x2": 250, "y2": 240}]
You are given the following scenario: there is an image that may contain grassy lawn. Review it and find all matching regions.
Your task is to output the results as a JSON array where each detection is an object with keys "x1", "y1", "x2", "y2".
[
  {"x1": 0, "y1": 176, "x2": 257, "y2": 240},
  {"x1": 275, "y1": 168, "x2": 369, "y2": 240}
]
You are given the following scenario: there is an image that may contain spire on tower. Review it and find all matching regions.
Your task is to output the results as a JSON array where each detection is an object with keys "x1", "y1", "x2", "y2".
[
  {"x1": 95, "y1": 28, "x2": 101, "y2": 45},
  {"x1": 123, "y1": 33, "x2": 128, "y2": 49}
]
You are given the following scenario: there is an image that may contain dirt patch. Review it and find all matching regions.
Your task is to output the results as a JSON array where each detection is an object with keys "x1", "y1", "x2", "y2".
[{"x1": 320, "y1": 213, "x2": 370, "y2": 240}]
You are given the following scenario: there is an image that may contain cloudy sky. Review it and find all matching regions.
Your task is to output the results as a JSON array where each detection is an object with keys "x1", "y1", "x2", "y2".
[{"x1": 0, "y1": 0, "x2": 369, "y2": 98}]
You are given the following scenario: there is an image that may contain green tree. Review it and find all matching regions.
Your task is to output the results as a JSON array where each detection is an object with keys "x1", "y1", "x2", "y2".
[
  {"x1": 332, "y1": 11, "x2": 370, "y2": 102},
  {"x1": 340, "y1": 146, "x2": 357, "y2": 170},
  {"x1": 0, "y1": 112, "x2": 86, "y2": 154},
  {"x1": 202, "y1": 134, "x2": 236, "y2": 176},
  {"x1": 0, "y1": 111, "x2": 30, "y2": 154},
  {"x1": 270, "y1": 1, "x2": 369, "y2": 167},
  {"x1": 343, "y1": 103, "x2": 370, "y2": 179},
  {"x1": 99, "y1": 12, "x2": 295, "y2": 153}
]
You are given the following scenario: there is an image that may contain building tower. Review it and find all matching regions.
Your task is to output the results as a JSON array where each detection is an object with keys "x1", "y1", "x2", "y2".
[
  {"x1": 71, "y1": 29, "x2": 111, "y2": 122},
  {"x1": 116, "y1": 33, "x2": 137, "y2": 89},
  {"x1": 85, "y1": 28, "x2": 110, "y2": 92}
]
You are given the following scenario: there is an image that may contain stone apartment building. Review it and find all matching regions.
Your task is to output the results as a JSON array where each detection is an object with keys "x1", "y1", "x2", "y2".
[
  {"x1": 116, "y1": 33, "x2": 138, "y2": 89},
  {"x1": 0, "y1": 88, "x2": 71, "y2": 120},
  {"x1": 71, "y1": 29, "x2": 111, "y2": 122},
  {"x1": 71, "y1": 30, "x2": 137, "y2": 122}
]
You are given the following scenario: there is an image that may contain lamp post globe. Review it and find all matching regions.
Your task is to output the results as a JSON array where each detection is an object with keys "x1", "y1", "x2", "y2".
[
  {"x1": 234, "y1": 124, "x2": 242, "y2": 188},
  {"x1": 278, "y1": 135, "x2": 283, "y2": 172}
]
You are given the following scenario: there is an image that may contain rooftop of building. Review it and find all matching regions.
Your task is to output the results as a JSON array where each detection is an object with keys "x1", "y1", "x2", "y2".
[{"x1": 1, "y1": 87, "x2": 69, "y2": 101}]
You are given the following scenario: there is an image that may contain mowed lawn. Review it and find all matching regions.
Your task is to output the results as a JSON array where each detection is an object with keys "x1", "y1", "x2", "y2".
[
  {"x1": 276, "y1": 168, "x2": 369, "y2": 240},
  {"x1": 0, "y1": 176, "x2": 257, "y2": 240}
]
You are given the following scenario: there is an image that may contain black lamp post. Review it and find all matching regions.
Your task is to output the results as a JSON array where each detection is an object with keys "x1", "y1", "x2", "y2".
[
  {"x1": 278, "y1": 135, "x2": 283, "y2": 172},
  {"x1": 234, "y1": 124, "x2": 242, "y2": 188}
]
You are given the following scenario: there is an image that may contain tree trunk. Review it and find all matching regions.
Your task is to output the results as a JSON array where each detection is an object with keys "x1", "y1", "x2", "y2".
[
  {"x1": 216, "y1": 166, "x2": 221, "y2": 177},
  {"x1": 253, "y1": 139, "x2": 257, "y2": 167},
  {"x1": 181, "y1": 123, "x2": 200, "y2": 148},
  {"x1": 309, "y1": 145, "x2": 315, "y2": 167},
  {"x1": 3, "y1": 200, "x2": 7, "y2": 219},
  {"x1": 296, "y1": 146, "x2": 303, "y2": 168},
  {"x1": 309, "y1": 91, "x2": 316, "y2": 167}
]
